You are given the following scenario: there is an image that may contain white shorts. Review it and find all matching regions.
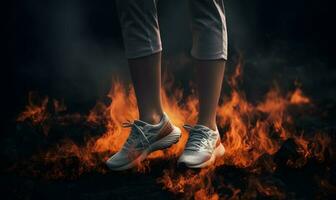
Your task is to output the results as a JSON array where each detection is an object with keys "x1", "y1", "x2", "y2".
[{"x1": 116, "y1": 0, "x2": 228, "y2": 60}]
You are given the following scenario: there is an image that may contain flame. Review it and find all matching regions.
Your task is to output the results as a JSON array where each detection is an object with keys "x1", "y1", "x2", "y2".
[
  {"x1": 17, "y1": 92, "x2": 49, "y2": 124},
  {"x1": 294, "y1": 132, "x2": 332, "y2": 162},
  {"x1": 92, "y1": 82, "x2": 138, "y2": 154},
  {"x1": 15, "y1": 62, "x2": 334, "y2": 198},
  {"x1": 290, "y1": 88, "x2": 310, "y2": 104},
  {"x1": 17, "y1": 92, "x2": 50, "y2": 135}
]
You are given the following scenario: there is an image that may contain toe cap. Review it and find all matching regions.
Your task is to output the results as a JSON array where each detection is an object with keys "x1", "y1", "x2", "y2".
[
  {"x1": 178, "y1": 150, "x2": 211, "y2": 166},
  {"x1": 106, "y1": 151, "x2": 130, "y2": 169}
]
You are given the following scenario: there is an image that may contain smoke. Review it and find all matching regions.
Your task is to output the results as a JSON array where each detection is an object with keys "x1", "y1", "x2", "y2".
[{"x1": 13, "y1": 0, "x2": 335, "y2": 110}]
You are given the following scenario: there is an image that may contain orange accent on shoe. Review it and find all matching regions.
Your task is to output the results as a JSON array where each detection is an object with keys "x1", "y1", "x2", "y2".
[{"x1": 157, "y1": 121, "x2": 174, "y2": 140}]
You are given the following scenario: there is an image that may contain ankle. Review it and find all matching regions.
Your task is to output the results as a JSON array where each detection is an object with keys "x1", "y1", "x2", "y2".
[
  {"x1": 139, "y1": 111, "x2": 163, "y2": 125},
  {"x1": 197, "y1": 120, "x2": 217, "y2": 131}
]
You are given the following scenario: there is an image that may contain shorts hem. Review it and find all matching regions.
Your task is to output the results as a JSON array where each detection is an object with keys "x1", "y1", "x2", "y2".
[
  {"x1": 191, "y1": 51, "x2": 228, "y2": 61},
  {"x1": 126, "y1": 47, "x2": 162, "y2": 59}
]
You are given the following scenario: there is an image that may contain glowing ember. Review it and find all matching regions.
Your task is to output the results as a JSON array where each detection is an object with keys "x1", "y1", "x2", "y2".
[{"x1": 290, "y1": 88, "x2": 310, "y2": 104}]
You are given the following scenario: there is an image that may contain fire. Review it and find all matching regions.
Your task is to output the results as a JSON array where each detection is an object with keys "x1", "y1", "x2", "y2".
[
  {"x1": 15, "y1": 62, "x2": 334, "y2": 198},
  {"x1": 17, "y1": 92, "x2": 50, "y2": 135},
  {"x1": 290, "y1": 88, "x2": 310, "y2": 104},
  {"x1": 159, "y1": 167, "x2": 219, "y2": 199},
  {"x1": 17, "y1": 92, "x2": 49, "y2": 124},
  {"x1": 92, "y1": 83, "x2": 138, "y2": 154}
]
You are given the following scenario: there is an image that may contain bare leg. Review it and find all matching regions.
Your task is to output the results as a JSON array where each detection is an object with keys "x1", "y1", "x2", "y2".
[
  {"x1": 129, "y1": 52, "x2": 163, "y2": 124},
  {"x1": 196, "y1": 59, "x2": 226, "y2": 130}
]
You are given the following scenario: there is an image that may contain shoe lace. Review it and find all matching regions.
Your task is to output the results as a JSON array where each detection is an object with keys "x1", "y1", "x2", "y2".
[
  {"x1": 122, "y1": 120, "x2": 150, "y2": 150},
  {"x1": 183, "y1": 125, "x2": 212, "y2": 151}
]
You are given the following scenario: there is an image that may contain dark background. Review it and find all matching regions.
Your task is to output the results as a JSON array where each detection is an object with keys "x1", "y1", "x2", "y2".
[{"x1": 6, "y1": 0, "x2": 335, "y2": 136}]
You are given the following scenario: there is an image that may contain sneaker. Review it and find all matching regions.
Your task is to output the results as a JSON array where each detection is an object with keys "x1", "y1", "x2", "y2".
[
  {"x1": 106, "y1": 113, "x2": 181, "y2": 170},
  {"x1": 177, "y1": 124, "x2": 225, "y2": 168}
]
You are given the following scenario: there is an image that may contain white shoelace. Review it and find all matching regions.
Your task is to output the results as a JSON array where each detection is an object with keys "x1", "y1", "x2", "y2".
[
  {"x1": 122, "y1": 121, "x2": 150, "y2": 150},
  {"x1": 183, "y1": 125, "x2": 213, "y2": 151}
]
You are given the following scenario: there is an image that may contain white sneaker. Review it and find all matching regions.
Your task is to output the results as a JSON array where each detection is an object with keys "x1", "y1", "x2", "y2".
[
  {"x1": 106, "y1": 113, "x2": 181, "y2": 171},
  {"x1": 177, "y1": 124, "x2": 225, "y2": 168}
]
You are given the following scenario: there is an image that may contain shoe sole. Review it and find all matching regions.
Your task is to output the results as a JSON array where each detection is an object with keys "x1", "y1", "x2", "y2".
[
  {"x1": 179, "y1": 143, "x2": 225, "y2": 168},
  {"x1": 107, "y1": 126, "x2": 182, "y2": 171}
]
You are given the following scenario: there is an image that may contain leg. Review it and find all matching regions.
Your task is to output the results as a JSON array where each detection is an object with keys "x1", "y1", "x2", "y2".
[
  {"x1": 178, "y1": 59, "x2": 226, "y2": 168},
  {"x1": 196, "y1": 59, "x2": 226, "y2": 130},
  {"x1": 129, "y1": 52, "x2": 163, "y2": 124},
  {"x1": 116, "y1": 0, "x2": 163, "y2": 124},
  {"x1": 189, "y1": 0, "x2": 228, "y2": 130}
]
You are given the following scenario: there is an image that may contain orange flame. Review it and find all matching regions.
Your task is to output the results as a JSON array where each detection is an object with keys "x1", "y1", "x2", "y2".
[
  {"x1": 17, "y1": 92, "x2": 50, "y2": 135},
  {"x1": 16, "y1": 62, "x2": 333, "y2": 198},
  {"x1": 290, "y1": 88, "x2": 310, "y2": 104},
  {"x1": 17, "y1": 92, "x2": 49, "y2": 124}
]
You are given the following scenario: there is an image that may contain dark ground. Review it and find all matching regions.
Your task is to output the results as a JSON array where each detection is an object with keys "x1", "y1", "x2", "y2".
[{"x1": 3, "y1": 0, "x2": 336, "y2": 199}]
